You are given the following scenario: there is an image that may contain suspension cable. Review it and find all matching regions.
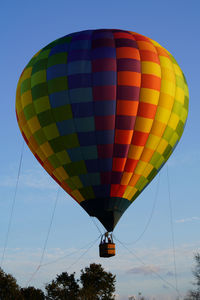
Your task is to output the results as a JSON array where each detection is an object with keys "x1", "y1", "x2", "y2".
[
  {"x1": 91, "y1": 217, "x2": 103, "y2": 235},
  {"x1": 1, "y1": 141, "x2": 24, "y2": 268},
  {"x1": 119, "y1": 173, "x2": 160, "y2": 246},
  {"x1": 113, "y1": 235, "x2": 182, "y2": 299},
  {"x1": 167, "y1": 165, "x2": 179, "y2": 294}
]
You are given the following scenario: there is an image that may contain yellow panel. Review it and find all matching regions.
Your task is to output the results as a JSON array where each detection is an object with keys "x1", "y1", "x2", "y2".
[
  {"x1": 35, "y1": 147, "x2": 47, "y2": 162},
  {"x1": 134, "y1": 160, "x2": 147, "y2": 175},
  {"x1": 173, "y1": 64, "x2": 183, "y2": 77},
  {"x1": 21, "y1": 67, "x2": 32, "y2": 81},
  {"x1": 180, "y1": 109, "x2": 188, "y2": 123},
  {"x1": 160, "y1": 80, "x2": 176, "y2": 97},
  {"x1": 175, "y1": 87, "x2": 185, "y2": 104},
  {"x1": 155, "y1": 106, "x2": 171, "y2": 124},
  {"x1": 159, "y1": 56, "x2": 174, "y2": 70},
  {"x1": 123, "y1": 186, "x2": 137, "y2": 200},
  {"x1": 161, "y1": 68, "x2": 175, "y2": 82},
  {"x1": 143, "y1": 164, "x2": 154, "y2": 177},
  {"x1": 21, "y1": 90, "x2": 32, "y2": 108},
  {"x1": 121, "y1": 172, "x2": 132, "y2": 185},
  {"x1": 150, "y1": 120, "x2": 166, "y2": 137},
  {"x1": 139, "y1": 88, "x2": 160, "y2": 105},
  {"x1": 71, "y1": 190, "x2": 85, "y2": 202},
  {"x1": 129, "y1": 174, "x2": 140, "y2": 186},
  {"x1": 145, "y1": 134, "x2": 160, "y2": 150},
  {"x1": 156, "y1": 139, "x2": 168, "y2": 154},
  {"x1": 54, "y1": 166, "x2": 69, "y2": 180},
  {"x1": 158, "y1": 93, "x2": 174, "y2": 110},
  {"x1": 22, "y1": 123, "x2": 32, "y2": 139},
  {"x1": 128, "y1": 145, "x2": 143, "y2": 159},
  {"x1": 28, "y1": 116, "x2": 41, "y2": 133},
  {"x1": 40, "y1": 142, "x2": 54, "y2": 157},
  {"x1": 141, "y1": 61, "x2": 161, "y2": 77},
  {"x1": 134, "y1": 117, "x2": 153, "y2": 132},
  {"x1": 168, "y1": 113, "x2": 180, "y2": 130}
]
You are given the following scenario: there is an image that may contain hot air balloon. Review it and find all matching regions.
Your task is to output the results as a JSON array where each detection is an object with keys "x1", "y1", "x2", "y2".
[{"x1": 16, "y1": 29, "x2": 189, "y2": 257}]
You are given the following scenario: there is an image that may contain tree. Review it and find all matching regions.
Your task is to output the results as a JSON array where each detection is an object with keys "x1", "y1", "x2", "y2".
[
  {"x1": 185, "y1": 253, "x2": 200, "y2": 300},
  {"x1": 45, "y1": 272, "x2": 80, "y2": 300},
  {"x1": 80, "y1": 263, "x2": 116, "y2": 300},
  {"x1": 0, "y1": 267, "x2": 22, "y2": 300},
  {"x1": 20, "y1": 286, "x2": 45, "y2": 299}
]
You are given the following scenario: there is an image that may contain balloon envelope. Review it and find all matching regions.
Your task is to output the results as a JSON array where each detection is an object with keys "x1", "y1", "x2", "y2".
[{"x1": 16, "y1": 29, "x2": 189, "y2": 232}]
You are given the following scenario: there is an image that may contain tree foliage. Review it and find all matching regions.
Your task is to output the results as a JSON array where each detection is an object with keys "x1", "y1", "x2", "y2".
[
  {"x1": 0, "y1": 267, "x2": 22, "y2": 300},
  {"x1": 185, "y1": 253, "x2": 200, "y2": 300},
  {"x1": 20, "y1": 286, "x2": 45, "y2": 299}
]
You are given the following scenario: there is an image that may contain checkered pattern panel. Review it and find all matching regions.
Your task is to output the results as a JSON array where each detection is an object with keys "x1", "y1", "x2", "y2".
[{"x1": 16, "y1": 29, "x2": 189, "y2": 223}]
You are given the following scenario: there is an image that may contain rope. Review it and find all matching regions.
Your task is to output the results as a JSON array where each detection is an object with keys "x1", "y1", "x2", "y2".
[
  {"x1": 113, "y1": 235, "x2": 182, "y2": 299},
  {"x1": 120, "y1": 173, "x2": 160, "y2": 246},
  {"x1": 25, "y1": 187, "x2": 60, "y2": 286},
  {"x1": 0, "y1": 141, "x2": 24, "y2": 268},
  {"x1": 91, "y1": 217, "x2": 103, "y2": 235},
  {"x1": 167, "y1": 165, "x2": 179, "y2": 294}
]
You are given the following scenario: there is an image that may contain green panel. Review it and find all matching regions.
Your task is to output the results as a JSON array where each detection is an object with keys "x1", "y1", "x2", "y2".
[
  {"x1": 34, "y1": 96, "x2": 50, "y2": 114},
  {"x1": 147, "y1": 167, "x2": 157, "y2": 181},
  {"x1": 43, "y1": 36, "x2": 72, "y2": 50},
  {"x1": 184, "y1": 95, "x2": 189, "y2": 109},
  {"x1": 150, "y1": 152, "x2": 161, "y2": 166},
  {"x1": 175, "y1": 75, "x2": 185, "y2": 89},
  {"x1": 176, "y1": 120, "x2": 184, "y2": 136},
  {"x1": 49, "y1": 134, "x2": 79, "y2": 152},
  {"x1": 163, "y1": 144, "x2": 172, "y2": 159},
  {"x1": 56, "y1": 150, "x2": 71, "y2": 164},
  {"x1": 138, "y1": 177, "x2": 148, "y2": 191},
  {"x1": 33, "y1": 128, "x2": 46, "y2": 145},
  {"x1": 26, "y1": 56, "x2": 39, "y2": 68},
  {"x1": 162, "y1": 126, "x2": 174, "y2": 142},
  {"x1": 131, "y1": 190, "x2": 140, "y2": 202},
  {"x1": 23, "y1": 103, "x2": 35, "y2": 120},
  {"x1": 52, "y1": 105, "x2": 73, "y2": 122},
  {"x1": 79, "y1": 186, "x2": 95, "y2": 199},
  {"x1": 47, "y1": 53, "x2": 68, "y2": 67},
  {"x1": 38, "y1": 49, "x2": 51, "y2": 59},
  {"x1": 48, "y1": 154, "x2": 62, "y2": 168},
  {"x1": 32, "y1": 82, "x2": 48, "y2": 101},
  {"x1": 43, "y1": 123, "x2": 60, "y2": 140},
  {"x1": 21, "y1": 78, "x2": 31, "y2": 94},
  {"x1": 31, "y1": 59, "x2": 48, "y2": 75},
  {"x1": 64, "y1": 161, "x2": 87, "y2": 176},
  {"x1": 172, "y1": 101, "x2": 182, "y2": 116},
  {"x1": 65, "y1": 178, "x2": 76, "y2": 190},
  {"x1": 155, "y1": 156, "x2": 165, "y2": 169},
  {"x1": 71, "y1": 176, "x2": 83, "y2": 189},
  {"x1": 31, "y1": 70, "x2": 46, "y2": 88},
  {"x1": 48, "y1": 77, "x2": 68, "y2": 94},
  {"x1": 37, "y1": 110, "x2": 55, "y2": 127}
]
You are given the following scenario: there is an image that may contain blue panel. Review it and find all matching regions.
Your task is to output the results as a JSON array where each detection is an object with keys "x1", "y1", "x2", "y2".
[
  {"x1": 93, "y1": 71, "x2": 116, "y2": 86},
  {"x1": 69, "y1": 88, "x2": 93, "y2": 103},
  {"x1": 47, "y1": 64, "x2": 67, "y2": 80},
  {"x1": 67, "y1": 147, "x2": 83, "y2": 162},
  {"x1": 74, "y1": 117, "x2": 95, "y2": 132},
  {"x1": 68, "y1": 60, "x2": 91, "y2": 75},
  {"x1": 93, "y1": 185, "x2": 110, "y2": 198},
  {"x1": 92, "y1": 47, "x2": 116, "y2": 59},
  {"x1": 68, "y1": 74, "x2": 92, "y2": 89},
  {"x1": 49, "y1": 90, "x2": 70, "y2": 107},
  {"x1": 78, "y1": 132, "x2": 96, "y2": 146},
  {"x1": 92, "y1": 30, "x2": 113, "y2": 39},
  {"x1": 57, "y1": 119, "x2": 75, "y2": 135},
  {"x1": 85, "y1": 158, "x2": 112, "y2": 172},
  {"x1": 96, "y1": 130, "x2": 115, "y2": 144},
  {"x1": 70, "y1": 40, "x2": 91, "y2": 50},
  {"x1": 94, "y1": 101, "x2": 116, "y2": 116},
  {"x1": 50, "y1": 43, "x2": 69, "y2": 56},
  {"x1": 71, "y1": 102, "x2": 93, "y2": 118},
  {"x1": 68, "y1": 50, "x2": 91, "y2": 62}
]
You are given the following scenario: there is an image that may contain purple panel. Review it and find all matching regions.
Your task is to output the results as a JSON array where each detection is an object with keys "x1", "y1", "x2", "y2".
[
  {"x1": 111, "y1": 171, "x2": 123, "y2": 184},
  {"x1": 115, "y1": 115, "x2": 136, "y2": 130},
  {"x1": 117, "y1": 86, "x2": 140, "y2": 101},
  {"x1": 115, "y1": 38, "x2": 138, "y2": 48},
  {"x1": 113, "y1": 144, "x2": 129, "y2": 158},
  {"x1": 92, "y1": 38, "x2": 115, "y2": 48},
  {"x1": 117, "y1": 58, "x2": 141, "y2": 72}
]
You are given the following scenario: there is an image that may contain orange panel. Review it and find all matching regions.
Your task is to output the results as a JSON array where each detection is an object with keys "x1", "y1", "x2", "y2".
[
  {"x1": 117, "y1": 100, "x2": 138, "y2": 116},
  {"x1": 116, "y1": 47, "x2": 140, "y2": 60},
  {"x1": 115, "y1": 129, "x2": 133, "y2": 144},
  {"x1": 141, "y1": 74, "x2": 161, "y2": 91},
  {"x1": 118, "y1": 71, "x2": 141, "y2": 87},
  {"x1": 112, "y1": 158, "x2": 127, "y2": 171}
]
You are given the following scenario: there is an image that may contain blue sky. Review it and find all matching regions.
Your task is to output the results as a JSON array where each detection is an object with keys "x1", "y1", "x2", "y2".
[{"x1": 0, "y1": 0, "x2": 199, "y2": 299}]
